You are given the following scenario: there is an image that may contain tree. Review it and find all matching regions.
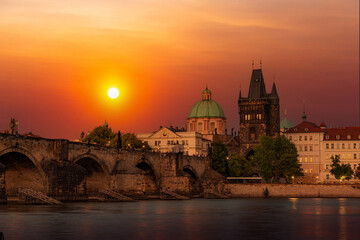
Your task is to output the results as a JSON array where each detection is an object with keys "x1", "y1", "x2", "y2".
[
  {"x1": 354, "y1": 164, "x2": 360, "y2": 179},
  {"x1": 82, "y1": 124, "x2": 150, "y2": 150},
  {"x1": 253, "y1": 135, "x2": 303, "y2": 183},
  {"x1": 83, "y1": 125, "x2": 116, "y2": 146},
  {"x1": 211, "y1": 142, "x2": 228, "y2": 176},
  {"x1": 228, "y1": 153, "x2": 253, "y2": 177},
  {"x1": 330, "y1": 155, "x2": 354, "y2": 180},
  {"x1": 111, "y1": 133, "x2": 151, "y2": 150},
  {"x1": 252, "y1": 135, "x2": 276, "y2": 181}
]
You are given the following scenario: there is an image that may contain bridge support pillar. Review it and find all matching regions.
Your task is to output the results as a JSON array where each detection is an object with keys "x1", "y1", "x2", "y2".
[{"x1": 0, "y1": 163, "x2": 6, "y2": 203}]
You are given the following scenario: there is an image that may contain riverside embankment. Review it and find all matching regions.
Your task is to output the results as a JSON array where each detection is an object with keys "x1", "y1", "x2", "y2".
[{"x1": 225, "y1": 183, "x2": 360, "y2": 198}]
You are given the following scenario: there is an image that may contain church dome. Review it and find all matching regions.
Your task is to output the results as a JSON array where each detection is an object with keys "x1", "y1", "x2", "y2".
[
  {"x1": 188, "y1": 88, "x2": 225, "y2": 119},
  {"x1": 280, "y1": 116, "x2": 293, "y2": 129}
]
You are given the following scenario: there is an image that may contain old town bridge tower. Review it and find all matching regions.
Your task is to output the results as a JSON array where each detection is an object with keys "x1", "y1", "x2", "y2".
[{"x1": 238, "y1": 67, "x2": 280, "y2": 156}]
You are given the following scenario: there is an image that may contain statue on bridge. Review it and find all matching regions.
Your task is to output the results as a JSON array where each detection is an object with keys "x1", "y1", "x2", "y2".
[
  {"x1": 9, "y1": 118, "x2": 19, "y2": 135},
  {"x1": 117, "y1": 131, "x2": 122, "y2": 151}
]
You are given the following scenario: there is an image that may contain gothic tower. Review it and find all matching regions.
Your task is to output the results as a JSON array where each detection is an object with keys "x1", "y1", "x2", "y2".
[{"x1": 238, "y1": 67, "x2": 280, "y2": 156}]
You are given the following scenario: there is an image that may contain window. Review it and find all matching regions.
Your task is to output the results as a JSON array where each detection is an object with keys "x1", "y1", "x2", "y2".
[
  {"x1": 342, "y1": 143, "x2": 345, "y2": 149},
  {"x1": 299, "y1": 157, "x2": 303, "y2": 163},
  {"x1": 182, "y1": 140, "x2": 185, "y2": 145},
  {"x1": 326, "y1": 135, "x2": 329, "y2": 140},
  {"x1": 326, "y1": 164, "x2": 329, "y2": 170},
  {"x1": 354, "y1": 164, "x2": 357, "y2": 169},
  {"x1": 336, "y1": 143, "x2": 339, "y2": 149},
  {"x1": 304, "y1": 136, "x2": 308, "y2": 141},
  {"x1": 299, "y1": 146, "x2": 303, "y2": 151},
  {"x1": 198, "y1": 122, "x2": 203, "y2": 132},
  {"x1": 310, "y1": 169, "x2": 313, "y2": 173},
  {"x1": 348, "y1": 154, "x2": 351, "y2": 160},
  {"x1": 347, "y1": 135, "x2": 351, "y2": 140},
  {"x1": 354, "y1": 143, "x2": 357, "y2": 149},
  {"x1": 309, "y1": 136, "x2": 313, "y2": 141},
  {"x1": 305, "y1": 169, "x2": 308, "y2": 173},
  {"x1": 348, "y1": 143, "x2": 351, "y2": 149},
  {"x1": 336, "y1": 135, "x2": 340, "y2": 140},
  {"x1": 167, "y1": 140, "x2": 170, "y2": 145},
  {"x1": 305, "y1": 157, "x2": 308, "y2": 162},
  {"x1": 304, "y1": 146, "x2": 308, "y2": 151},
  {"x1": 326, "y1": 143, "x2": 329, "y2": 149},
  {"x1": 210, "y1": 122, "x2": 215, "y2": 131},
  {"x1": 299, "y1": 136, "x2": 302, "y2": 141},
  {"x1": 342, "y1": 154, "x2": 345, "y2": 159},
  {"x1": 331, "y1": 143, "x2": 334, "y2": 149},
  {"x1": 289, "y1": 136, "x2": 292, "y2": 141},
  {"x1": 354, "y1": 154, "x2": 357, "y2": 159},
  {"x1": 310, "y1": 157, "x2": 313, "y2": 162},
  {"x1": 326, "y1": 174, "x2": 329, "y2": 179},
  {"x1": 309, "y1": 146, "x2": 313, "y2": 151}
]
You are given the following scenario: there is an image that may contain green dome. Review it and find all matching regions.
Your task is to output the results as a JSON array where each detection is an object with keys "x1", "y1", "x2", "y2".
[
  {"x1": 280, "y1": 116, "x2": 293, "y2": 129},
  {"x1": 188, "y1": 88, "x2": 225, "y2": 119},
  {"x1": 188, "y1": 100, "x2": 225, "y2": 118}
]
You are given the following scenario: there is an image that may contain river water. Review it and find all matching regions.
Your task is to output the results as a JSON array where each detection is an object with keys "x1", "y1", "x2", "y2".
[{"x1": 0, "y1": 198, "x2": 360, "y2": 240}]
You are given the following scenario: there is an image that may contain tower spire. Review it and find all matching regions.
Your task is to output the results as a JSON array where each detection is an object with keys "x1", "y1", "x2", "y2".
[
  {"x1": 238, "y1": 84, "x2": 242, "y2": 99},
  {"x1": 252, "y1": 60, "x2": 254, "y2": 69},
  {"x1": 302, "y1": 101, "x2": 307, "y2": 121},
  {"x1": 260, "y1": 60, "x2": 262, "y2": 69}
]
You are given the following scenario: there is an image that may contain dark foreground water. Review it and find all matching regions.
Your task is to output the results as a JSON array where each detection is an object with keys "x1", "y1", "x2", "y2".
[{"x1": 1, "y1": 198, "x2": 360, "y2": 240}]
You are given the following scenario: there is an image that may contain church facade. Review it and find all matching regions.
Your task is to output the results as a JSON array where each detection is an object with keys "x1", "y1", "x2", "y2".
[{"x1": 238, "y1": 68, "x2": 280, "y2": 155}]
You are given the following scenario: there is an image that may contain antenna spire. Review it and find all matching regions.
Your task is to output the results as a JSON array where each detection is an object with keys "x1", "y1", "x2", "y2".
[
  {"x1": 252, "y1": 60, "x2": 254, "y2": 69},
  {"x1": 260, "y1": 60, "x2": 262, "y2": 69}
]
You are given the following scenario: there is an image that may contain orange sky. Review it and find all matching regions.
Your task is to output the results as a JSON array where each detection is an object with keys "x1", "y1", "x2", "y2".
[{"x1": 0, "y1": 0, "x2": 359, "y2": 139}]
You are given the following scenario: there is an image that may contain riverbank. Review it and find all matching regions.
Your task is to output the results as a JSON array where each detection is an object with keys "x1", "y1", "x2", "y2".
[{"x1": 225, "y1": 183, "x2": 360, "y2": 198}]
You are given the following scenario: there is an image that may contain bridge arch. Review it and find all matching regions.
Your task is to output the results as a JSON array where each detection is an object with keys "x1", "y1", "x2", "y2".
[
  {"x1": 136, "y1": 158, "x2": 158, "y2": 195},
  {"x1": 0, "y1": 147, "x2": 47, "y2": 194},
  {"x1": 73, "y1": 153, "x2": 111, "y2": 192},
  {"x1": 183, "y1": 165, "x2": 201, "y2": 194}
]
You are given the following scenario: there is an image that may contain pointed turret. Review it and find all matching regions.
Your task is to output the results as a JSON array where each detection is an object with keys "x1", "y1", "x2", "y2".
[
  {"x1": 248, "y1": 69, "x2": 267, "y2": 99},
  {"x1": 238, "y1": 87, "x2": 242, "y2": 99},
  {"x1": 270, "y1": 82, "x2": 278, "y2": 98}
]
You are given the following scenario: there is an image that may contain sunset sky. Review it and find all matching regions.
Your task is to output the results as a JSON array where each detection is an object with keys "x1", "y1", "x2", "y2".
[{"x1": 0, "y1": 0, "x2": 359, "y2": 139}]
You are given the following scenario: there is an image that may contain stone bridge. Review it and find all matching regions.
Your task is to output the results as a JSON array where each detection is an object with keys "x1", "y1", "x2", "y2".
[{"x1": 0, "y1": 134, "x2": 220, "y2": 202}]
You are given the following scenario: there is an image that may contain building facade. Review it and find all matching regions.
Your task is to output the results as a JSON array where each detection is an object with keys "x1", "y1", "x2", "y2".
[
  {"x1": 137, "y1": 127, "x2": 211, "y2": 156},
  {"x1": 238, "y1": 68, "x2": 280, "y2": 155},
  {"x1": 284, "y1": 115, "x2": 360, "y2": 182}
]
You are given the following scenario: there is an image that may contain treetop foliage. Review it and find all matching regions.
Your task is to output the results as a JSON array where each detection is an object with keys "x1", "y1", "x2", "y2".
[
  {"x1": 329, "y1": 155, "x2": 353, "y2": 180},
  {"x1": 252, "y1": 135, "x2": 303, "y2": 183},
  {"x1": 82, "y1": 124, "x2": 150, "y2": 150}
]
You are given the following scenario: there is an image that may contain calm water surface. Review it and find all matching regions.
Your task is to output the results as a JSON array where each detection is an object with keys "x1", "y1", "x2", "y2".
[{"x1": 1, "y1": 198, "x2": 360, "y2": 240}]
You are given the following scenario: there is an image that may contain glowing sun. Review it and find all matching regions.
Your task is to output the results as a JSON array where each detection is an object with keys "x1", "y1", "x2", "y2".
[{"x1": 108, "y1": 88, "x2": 119, "y2": 99}]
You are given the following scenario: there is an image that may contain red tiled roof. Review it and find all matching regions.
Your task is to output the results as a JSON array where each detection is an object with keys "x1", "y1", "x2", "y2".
[
  {"x1": 323, "y1": 127, "x2": 360, "y2": 141},
  {"x1": 286, "y1": 121, "x2": 322, "y2": 133}
]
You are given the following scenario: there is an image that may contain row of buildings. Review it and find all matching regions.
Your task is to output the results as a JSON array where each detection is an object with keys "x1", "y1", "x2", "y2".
[
  {"x1": 136, "y1": 66, "x2": 360, "y2": 182},
  {"x1": 282, "y1": 114, "x2": 360, "y2": 182}
]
